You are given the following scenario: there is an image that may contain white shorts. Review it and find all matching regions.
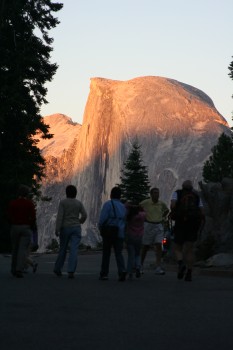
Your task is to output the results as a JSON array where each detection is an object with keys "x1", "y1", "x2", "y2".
[{"x1": 142, "y1": 222, "x2": 163, "y2": 245}]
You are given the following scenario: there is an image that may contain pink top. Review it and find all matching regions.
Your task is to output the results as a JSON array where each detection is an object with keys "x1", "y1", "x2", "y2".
[{"x1": 126, "y1": 211, "x2": 146, "y2": 238}]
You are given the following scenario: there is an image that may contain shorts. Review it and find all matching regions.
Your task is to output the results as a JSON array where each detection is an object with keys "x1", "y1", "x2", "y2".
[
  {"x1": 142, "y1": 222, "x2": 163, "y2": 245},
  {"x1": 173, "y1": 219, "x2": 200, "y2": 244}
]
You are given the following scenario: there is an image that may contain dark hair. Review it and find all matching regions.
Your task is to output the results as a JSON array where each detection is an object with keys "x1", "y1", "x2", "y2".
[
  {"x1": 182, "y1": 180, "x2": 193, "y2": 190},
  {"x1": 66, "y1": 185, "x2": 77, "y2": 198},
  {"x1": 150, "y1": 187, "x2": 159, "y2": 195},
  {"x1": 18, "y1": 185, "x2": 30, "y2": 197},
  {"x1": 127, "y1": 205, "x2": 142, "y2": 221},
  {"x1": 110, "y1": 186, "x2": 121, "y2": 199}
]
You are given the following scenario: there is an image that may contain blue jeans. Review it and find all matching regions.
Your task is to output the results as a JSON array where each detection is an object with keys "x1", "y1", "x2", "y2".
[
  {"x1": 127, "y1": 237, "x2": 142, "y2": 274},
  {"x1": 54, "y1": 226, "x2": 81, "y2": 273},
  {"x1": 100, "y1": 237, "x2": 126, "y2": 277}
]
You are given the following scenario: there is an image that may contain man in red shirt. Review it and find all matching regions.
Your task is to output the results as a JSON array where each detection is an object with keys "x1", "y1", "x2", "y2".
[{"x1": 8, "y1": 185, "x2": 36, "y2": 277}]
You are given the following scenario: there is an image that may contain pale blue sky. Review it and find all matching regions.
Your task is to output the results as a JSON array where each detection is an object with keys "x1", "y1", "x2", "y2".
[{"x1": 41, "y1": 0, "x2": 233, "y2": 126}]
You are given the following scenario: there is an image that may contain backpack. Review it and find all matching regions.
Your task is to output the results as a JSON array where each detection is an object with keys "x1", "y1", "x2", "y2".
[{"x1": 172, "y1": 189, "x2": 201, "y2": 222}]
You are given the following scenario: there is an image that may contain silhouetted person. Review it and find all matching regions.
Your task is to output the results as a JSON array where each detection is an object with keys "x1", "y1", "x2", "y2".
[
  {"x1": 170, "y1": 180, "x2": 205, "y2": 281},
  {"x1": 54, "y1": 185, "x2": 87, "y2": 279},
  {"x1": 99, "y1": 187, "x2": 127, "y2": 281},
  {"x1": 8, "y1": 185, "x2": 36, "y2": 278}
]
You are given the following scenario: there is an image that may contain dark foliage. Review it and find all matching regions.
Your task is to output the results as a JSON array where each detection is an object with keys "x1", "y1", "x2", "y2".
[
  {"x1": 118, "y1": 140, "x2": 150, "y2": 204},
  {"x1": 0, "y1": 0, "x2": 63, "y2": 252},
  {"x1": 202, "y1": 133, "x2": 233, "y2": 183}
]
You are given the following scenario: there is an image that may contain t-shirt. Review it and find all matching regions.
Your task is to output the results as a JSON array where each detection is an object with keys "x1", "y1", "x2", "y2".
[{"x1": 140, "y1": 198, "x2": 168, "y2": 222}]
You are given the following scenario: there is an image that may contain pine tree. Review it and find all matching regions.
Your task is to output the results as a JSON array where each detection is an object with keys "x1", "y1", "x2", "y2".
[
  {"x1": 0, "y1": 0, "x2": 63, "y2": 251},
  {"x1": 228, "y1": 57, "x2": 233, "y2": 129},
  {"x1": 118, "y1": 140, "x2": 150, "y2": 204},
  {"x1": 202, "y1": 133, "x2": 233, "y2": 182}
]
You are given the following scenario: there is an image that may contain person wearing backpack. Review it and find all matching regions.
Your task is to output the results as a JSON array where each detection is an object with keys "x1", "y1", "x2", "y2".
[{"x1": 170, "y1": 180, "x2": 205, "y2": 282}]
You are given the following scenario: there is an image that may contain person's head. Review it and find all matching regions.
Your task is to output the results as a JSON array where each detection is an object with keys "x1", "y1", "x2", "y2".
[
  {"x1": 110, "y1": 186, "x2": 121, "y2": 199},
  {"x1": 182, "y1": 180, "x2": 193, "y2": 191},
  {"x1": 18, "y1": 185, "x2": 30, "y2": 198},
  {"x1": 150, "y1": 187, "x2": 160, "y2": 203},
  {"x1": 66, "y1": 185, "x2": 77, "y2": 198},
  {"x1": 127, "y1": 204, "x2": 141, "y2": 220}
]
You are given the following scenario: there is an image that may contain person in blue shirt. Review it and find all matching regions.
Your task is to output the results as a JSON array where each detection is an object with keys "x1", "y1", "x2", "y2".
[{"x1": 98, "y1": 187, "x2": 127, "y2": 281}]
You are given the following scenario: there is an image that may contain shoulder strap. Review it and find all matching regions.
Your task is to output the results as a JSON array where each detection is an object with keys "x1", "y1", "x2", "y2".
[{"x1": 111, "y1": 200, "x2": 117, "y2": 218}]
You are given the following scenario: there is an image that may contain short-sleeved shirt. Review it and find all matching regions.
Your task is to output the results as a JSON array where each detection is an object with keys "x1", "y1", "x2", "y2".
[{"x1": 140, "y1": 198, "x2": 168, "y2": 222}]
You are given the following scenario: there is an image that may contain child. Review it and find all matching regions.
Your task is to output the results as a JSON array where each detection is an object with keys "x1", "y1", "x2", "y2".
[{"x1": 126, "y1": 204, "x2": 146, "y2": 279}]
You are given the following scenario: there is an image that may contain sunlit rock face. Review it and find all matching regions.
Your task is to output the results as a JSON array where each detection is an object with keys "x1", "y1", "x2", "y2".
[{"x1": 37, "y1": 76, "x2": 230, "y2": 250}]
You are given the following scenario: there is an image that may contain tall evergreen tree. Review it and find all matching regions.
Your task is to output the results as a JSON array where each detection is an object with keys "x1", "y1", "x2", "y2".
[
  {"x1": 0, "y1": 0, "x2": 63, "y2": 251},
  {"x1": 118, "y1": 140, "x2": 150, "y2": 204},
  {"x1": 202, "y1": 133, "x2": 233, "y2": 182},
  {"x1": 228, "y1": 57, "x2": 233, "y2": 128}
]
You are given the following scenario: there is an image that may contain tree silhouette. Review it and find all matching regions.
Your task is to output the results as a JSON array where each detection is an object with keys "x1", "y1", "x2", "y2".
[
  {"x1": 118, "y1": 140, "x2": 150, "y2": 204},
  {"x1": 0, "y1": 0, "x2": 63, "y2": 251},
  {"x1": 202, "y1": 133, "x2": 233, "y2": 182}
]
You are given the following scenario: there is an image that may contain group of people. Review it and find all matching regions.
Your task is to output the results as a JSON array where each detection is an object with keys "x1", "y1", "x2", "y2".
[{"x1": 7, "y1": 180, "x2": 205, "y2": 282}]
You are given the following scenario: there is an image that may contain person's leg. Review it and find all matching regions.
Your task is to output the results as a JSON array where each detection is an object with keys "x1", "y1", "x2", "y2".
[
  {"x1": 173, "y1": 223, "x2": 186, "y2": 279},
  {"x1": 54, "y1": 229, "x2": 70, "y2": 275},
  {"x1": 16, "y1": 227, "x2": 32, "y2": 274},
  {"x1": 134, "y1": 239, "x2": 142, "y2": 277},
  {"x1": 10, "y1": 226, "x2": 20, "y2": 275},
  {"x1": 67, "y1": 226, "x2": 82, "y2": 276},
  {"x1": 100, "y1": 236, "x2": 112, "y2": 279},
  {"x1": 141, "y1": 223, "x2": 153, "y2": 270},
  {"x1": 174, "y1": 242, "x2": 183, "y2": 261},
  {"x1": 183, "y1": 241, "x2": 195, "y2": 281},
  {"x1": 113, "y1": 238, "x2": 126, "y2": 281},
  {"x1": 154, "y1": 224, "x2": 165, "y2": 274},
  {"x1": 141, "y1": 245, "x2": 149, "y2": 267},
  {"x1": 127, "y1": 241, "x2": 134, "y2": 276},
  {"x1": 175, "y1": 242, "x2": 186, "y2": 279}
]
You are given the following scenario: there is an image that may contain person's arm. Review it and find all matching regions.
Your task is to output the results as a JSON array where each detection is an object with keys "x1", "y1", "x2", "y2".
[
  {"x1": 29, "y1": 201, "x2": 37, "y2": 229},
  {"x1": 79, "y1": 203, "x2": 87, "y2": 224},
  {"x1": 169, "y1": 192, "x2": 178, "y2": 220},
  {"x1": 98, "y1": 201, "x2": 110, "y2": 229},
  {"x1": 170, "y1": 191, "x2": 178, "y2": 209},
  {"x1": 162, "y1": 203, "x2": 169, "y2": 219},
  {"x1": 55, "y1": 201, "x2": 64, "y2": 236}
]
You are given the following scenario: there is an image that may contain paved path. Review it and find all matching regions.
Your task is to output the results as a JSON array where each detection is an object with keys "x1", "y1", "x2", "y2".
[{"x1": 0, "y1": 252, "x2": 233, "y2": 350}]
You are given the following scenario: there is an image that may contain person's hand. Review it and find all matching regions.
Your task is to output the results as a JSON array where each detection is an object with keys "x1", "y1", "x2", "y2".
[{"x1": 79, "y1": 217, "x2": 86, "y2": 224}]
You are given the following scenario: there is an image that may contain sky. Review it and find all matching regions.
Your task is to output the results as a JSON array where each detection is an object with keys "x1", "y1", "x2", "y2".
[{"x1": 41, "y1": 0, "x2": 233, "y2": 127}]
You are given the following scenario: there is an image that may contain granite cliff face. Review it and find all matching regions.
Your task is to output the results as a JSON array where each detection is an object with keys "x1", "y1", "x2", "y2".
[{"x1": 37, "y1": 76, "x2": 230, "y2": 250}]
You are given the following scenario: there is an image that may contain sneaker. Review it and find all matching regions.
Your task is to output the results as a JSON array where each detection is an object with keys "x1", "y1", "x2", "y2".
[
  {"x1": 99, "y1": 274, "x2": 108, "y2": 281},
  {"x1": 184, "y1": 269, "x2": 192, "y2": 282},
  {"x1": 68, "y1": 272, "x2": 74, "y2": 279},
  {"x1": 32, "y1": 262, "x2": 38, "y2": 274},
  {"x1": 54, "y1": 270, "x2": 62, "y2": 277},
  {"x1": 140, "y1": 267, "x2": 144, "y2": 275},
  {"x1": 177, "y1": 264, "x2": 186, "y2": 280},
  {"x1": 155, "y1": 266, "x2": 165, "y2": 275}
]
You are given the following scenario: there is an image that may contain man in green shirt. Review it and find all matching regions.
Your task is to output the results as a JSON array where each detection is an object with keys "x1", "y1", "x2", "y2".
[{"x1": 140, "y1": 187, "x2": 169, "y2": 275}]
